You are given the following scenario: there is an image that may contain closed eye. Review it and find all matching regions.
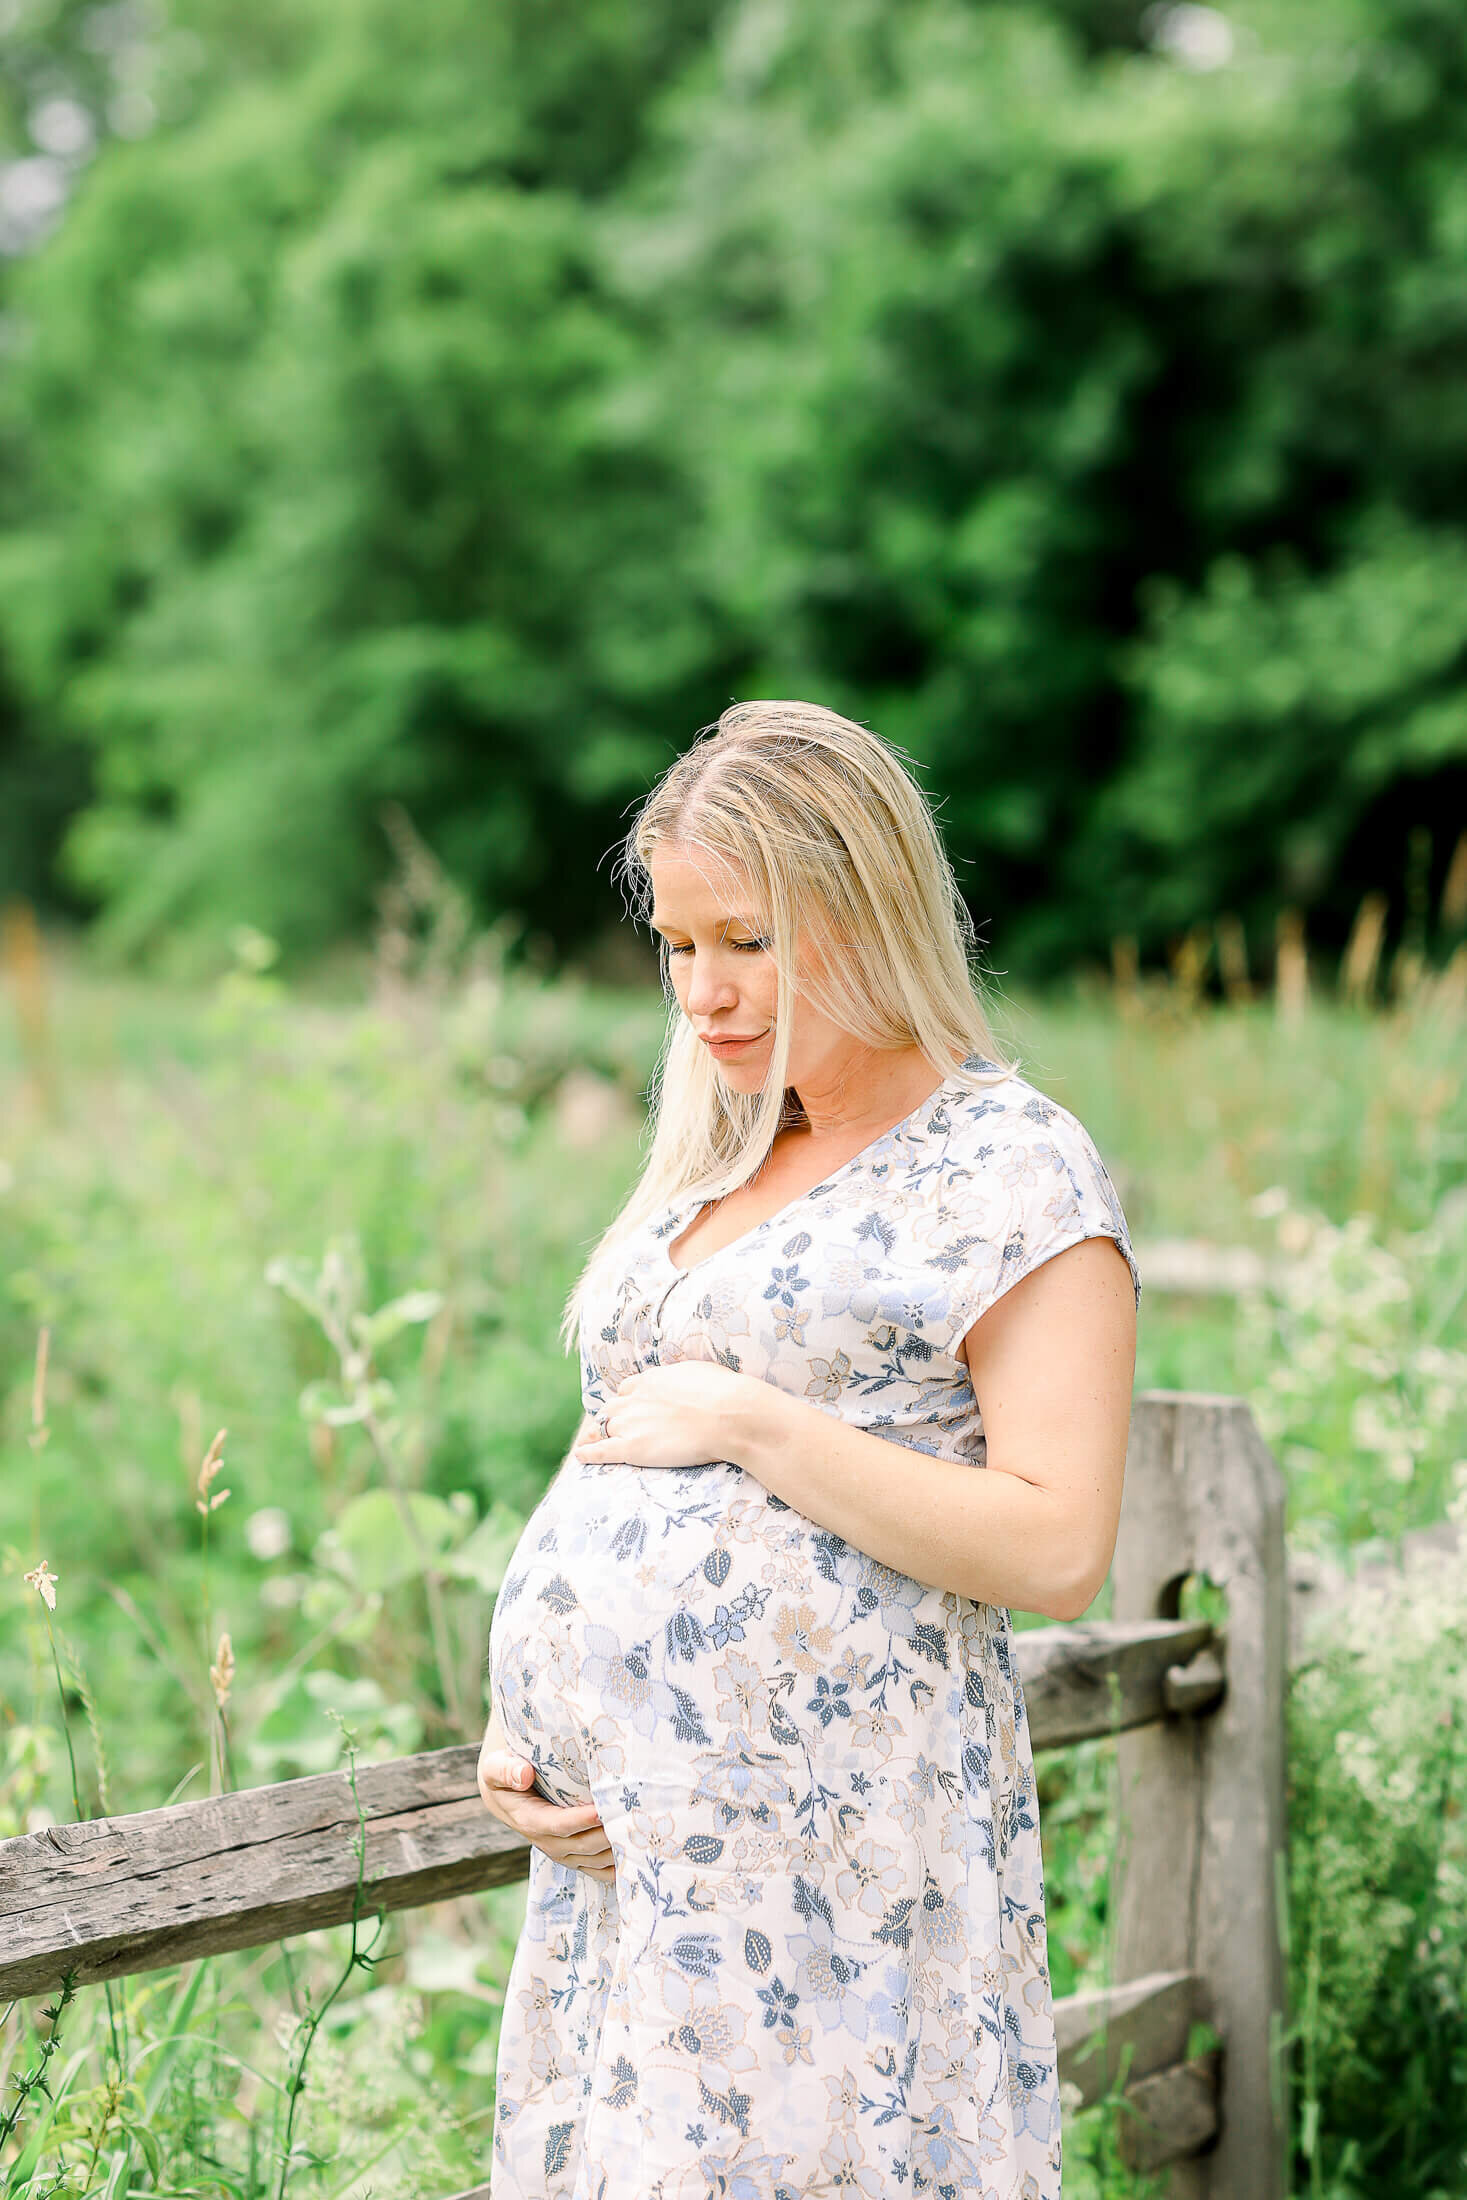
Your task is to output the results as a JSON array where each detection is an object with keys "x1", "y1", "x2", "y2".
[{"x1": 664, "y1": 938, "x2": 769, "y2": 955}]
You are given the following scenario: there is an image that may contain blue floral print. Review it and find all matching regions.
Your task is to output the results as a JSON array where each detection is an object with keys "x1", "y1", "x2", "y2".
[{"x1": 487, "y1": 1057, "x2": 1140, "y2": 2198}]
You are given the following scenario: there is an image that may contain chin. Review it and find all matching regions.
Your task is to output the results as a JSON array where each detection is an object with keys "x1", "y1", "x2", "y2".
[{"x1": 717, "y1": 1055, "x2": 767, "y2": 1076}]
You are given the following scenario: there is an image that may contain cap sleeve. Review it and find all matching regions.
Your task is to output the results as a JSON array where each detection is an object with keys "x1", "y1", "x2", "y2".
[{"x1": 937, "y1": 1090, "x2": 1141, "y2": 1353}]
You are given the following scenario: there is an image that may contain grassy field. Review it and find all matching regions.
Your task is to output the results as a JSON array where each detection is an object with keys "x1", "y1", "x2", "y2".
[{"x1": 2, "y1": 899, "x2": 1464, "y2": 2198}]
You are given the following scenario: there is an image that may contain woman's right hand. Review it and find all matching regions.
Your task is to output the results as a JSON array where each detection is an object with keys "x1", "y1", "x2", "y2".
[{"x1": 476, "y1": 1714, "x2": 616, "y2": 1886}]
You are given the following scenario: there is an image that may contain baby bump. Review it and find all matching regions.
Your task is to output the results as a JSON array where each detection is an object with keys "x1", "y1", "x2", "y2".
[{"x1": 486, "y1": 1454, "x2": 1009, "y2": 1826}]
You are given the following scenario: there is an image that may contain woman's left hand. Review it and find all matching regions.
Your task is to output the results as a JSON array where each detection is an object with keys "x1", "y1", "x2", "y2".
[{"x1": 570, "y1": 1363, "x2": 778, "y2": 1471}]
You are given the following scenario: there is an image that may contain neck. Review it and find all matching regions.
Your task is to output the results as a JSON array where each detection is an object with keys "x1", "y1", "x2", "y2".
[{"x1": 788, "y1": 1044, "x2": 955, "y2": 1142}]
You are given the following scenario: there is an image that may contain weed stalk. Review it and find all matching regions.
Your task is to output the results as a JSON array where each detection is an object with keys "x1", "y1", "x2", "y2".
[{"x1": 274, "y1": 1718, "x2": 386, "y2": 2200}]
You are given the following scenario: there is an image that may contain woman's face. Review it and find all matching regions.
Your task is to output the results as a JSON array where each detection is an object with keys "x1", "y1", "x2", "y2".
[
  {"x1": 648, "y1": 845, "x2": 777, "y2": 1092},
  {"x1": 646, "y1": 840, "x2": 866, "y2": 1117},
  {"x1": 649, "y1": 843, "x2": 836, "y2": 1098}
]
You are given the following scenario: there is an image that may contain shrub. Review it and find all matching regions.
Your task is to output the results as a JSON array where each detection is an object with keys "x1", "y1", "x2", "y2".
[{"x1": 1288, "y1": 1485, "x2": 1467, "y2": 2199}]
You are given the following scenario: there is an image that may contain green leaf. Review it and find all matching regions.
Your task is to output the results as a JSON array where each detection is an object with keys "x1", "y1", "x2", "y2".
[
  {"x1": 316, "y1": 1489, "x2": 461, "y2": 1592},
  {"x1": 265, "y1": 1255, "x2": 327, "y2": 1325},
  {"x1": 142, "y1": 1959, "x2": 213, "y2": 2118},
  {"x1": 349, "y1": 1291, "x2": 445, "y2": 1355},
  {"x1": 297, "y1": 1377, "x2": 397, "y2": 1426},
  {"x1": 441, "y1": 1501, "x2": 528, "y2": 1593},
  {"x1": 248, "y1": 1672, "x2": 422, "y2": 1779},
  {"x1": 124, "y1": 2119, "x2": 162, "y2": 2179}
]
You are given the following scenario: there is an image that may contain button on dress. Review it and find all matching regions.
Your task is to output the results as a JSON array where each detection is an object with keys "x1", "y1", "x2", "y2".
[{"x1": 486, "y1": 1056, "x2": 1141, "y2": 2200}]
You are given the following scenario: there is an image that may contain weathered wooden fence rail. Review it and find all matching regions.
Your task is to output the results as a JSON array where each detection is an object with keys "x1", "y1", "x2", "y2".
[{"x1": 0, "y1": 1392, "x2": 1289, "y2": 2199}]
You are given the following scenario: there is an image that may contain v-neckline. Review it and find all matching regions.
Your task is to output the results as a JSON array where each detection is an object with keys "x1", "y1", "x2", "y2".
[{"x1": 659, "y1": 1055, "x2": 980, "y2": 1280}]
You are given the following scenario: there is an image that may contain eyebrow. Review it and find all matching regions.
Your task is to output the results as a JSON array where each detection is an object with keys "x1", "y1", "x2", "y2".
[{"x1": 649, "y1": 913, "x2": 762, "y2": 936}]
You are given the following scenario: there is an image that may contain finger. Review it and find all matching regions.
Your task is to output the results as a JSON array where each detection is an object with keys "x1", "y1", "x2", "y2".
[
  {"x1": 484, "y1": 1759, "x2": 601, "y2": 1823},
  {"x1": 544, "y1": 1820, "x2": 609, "y2": 1850},
  {"x1": 556, "y1": 1843, "x2": 615, "y2": 1876},
  {"x1": 506, "y1": 1796, "x2": 604, "y2": 1838},
  {"x1": 477, "y1": 1759, "x2": 597, "y2": 1823},
  {"x1": 540, "y1": 1827, "x2": 614, "y2": 1867},
  {"x1": 478, "y1": 1749, "x2": 533, "y2": 1788},
  {"x1": 559, "y1": 1830, "x2": 614, "y2": 1863},
  {"x1": 479, "y1": 1768, "x2": 535, "y2": 1812}
]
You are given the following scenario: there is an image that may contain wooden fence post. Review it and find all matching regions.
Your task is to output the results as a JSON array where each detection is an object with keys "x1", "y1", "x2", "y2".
[{"x1": 1110, "y1": 1391, "x2": 1290, "y2": 2198}]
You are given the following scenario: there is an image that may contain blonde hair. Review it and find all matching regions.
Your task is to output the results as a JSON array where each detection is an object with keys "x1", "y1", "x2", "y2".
[{"x1": 558, "y1": 699, "x2": 1019, "y2": 1352}]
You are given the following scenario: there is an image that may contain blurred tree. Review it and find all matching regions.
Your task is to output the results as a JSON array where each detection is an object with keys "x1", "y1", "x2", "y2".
[
  {"x1": 0, "y1": 0, "x2": 732, "y2": 967},
  {"x1": 0, "y1": 0, "x2": 186, "y2": 897},
  {"x1": 620, "y1": 0, "x2": 1467, "y2": 971},
  {"x1": 1, "y1": 0, "x2": 1465, "y2": 977}
]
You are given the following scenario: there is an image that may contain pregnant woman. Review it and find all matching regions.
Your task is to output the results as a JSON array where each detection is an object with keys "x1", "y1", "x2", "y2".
[{"x1": 478, "y1": 700, "x2": 1140, "y2": 2199}]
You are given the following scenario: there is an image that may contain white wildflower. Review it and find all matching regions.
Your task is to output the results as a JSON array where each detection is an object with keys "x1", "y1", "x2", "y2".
[
  {"x1": 23, "y1": 1558, "x2": 58, "y2": 1610},
  {"x1": 245, "y1": 1507, "x2": 291, "y2": 1561}
]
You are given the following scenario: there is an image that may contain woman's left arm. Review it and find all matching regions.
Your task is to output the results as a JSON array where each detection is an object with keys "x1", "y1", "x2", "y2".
[{"x1": 729, "y1": 1235, "x2": 1138, "y2": 1622}]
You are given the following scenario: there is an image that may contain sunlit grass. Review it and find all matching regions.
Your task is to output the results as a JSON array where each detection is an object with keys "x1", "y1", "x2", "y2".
[{"x1": 2, "y1": 881, "x2": 1464, "y2": 2196}]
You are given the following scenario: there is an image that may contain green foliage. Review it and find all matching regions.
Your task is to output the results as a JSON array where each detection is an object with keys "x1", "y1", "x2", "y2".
[
  {"x1": 1288, "y1": 1526, "x2": 1467, "y2": 2195},
  {"x1": 0, "y1": 0, "x2": 726, "y2": 973},
  {"x1": 1113, "y1": 516, "x2": 1467, "y2": 936},
  {"x1": 248, "y1": 1669, "x2": 423, "y2": 1780},
  {"x1": 0, "y1": 905, "x2": 664, "y2": 1811},
  {"x1": 1242, "y1": 1191, "x2": 1467, "y2": 1551},
  {"x1": 274, "y1": 1725, "x2": 390, "y2": 2200},
  {"x1": 0, "y1": 1935, "x2": 511, "y2": 2199},
  {"x1": 4, "y1": 0, "x2": 1467, "y2": 973},
  {"x1": 1, "y1": 907, "x2": 1465, "y2": 2187}
]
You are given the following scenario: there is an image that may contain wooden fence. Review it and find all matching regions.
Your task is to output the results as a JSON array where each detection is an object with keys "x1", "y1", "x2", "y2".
[{"x1": 0, "y1": 1390, "x2": 1288, "y2": 2197}]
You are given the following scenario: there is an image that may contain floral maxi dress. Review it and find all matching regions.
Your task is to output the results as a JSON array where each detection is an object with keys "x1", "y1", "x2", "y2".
[{"x1": 486, "y1": 1058, "x2": 1142, "y2": 2200}]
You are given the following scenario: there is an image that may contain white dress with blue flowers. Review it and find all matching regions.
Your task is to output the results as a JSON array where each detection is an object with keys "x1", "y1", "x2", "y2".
[{"x1": 487, "y1": 1057, "x2": 1141, "y2": 2200}]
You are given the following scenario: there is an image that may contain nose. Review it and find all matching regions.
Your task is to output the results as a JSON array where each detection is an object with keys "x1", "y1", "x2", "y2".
[{"x1": 685, "y1": 956, "x2": 739, "y2": 1019}]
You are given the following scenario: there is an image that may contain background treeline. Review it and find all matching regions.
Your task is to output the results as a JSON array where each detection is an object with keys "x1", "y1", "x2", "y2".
[{"x1": 2, "y1": 0, "x2": 1467, "y2": 979}]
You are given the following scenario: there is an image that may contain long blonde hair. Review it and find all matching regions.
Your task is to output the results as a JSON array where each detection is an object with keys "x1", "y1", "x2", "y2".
[{"x1": 558, "y1": 700, "x2": 1019, "y2": 1353}]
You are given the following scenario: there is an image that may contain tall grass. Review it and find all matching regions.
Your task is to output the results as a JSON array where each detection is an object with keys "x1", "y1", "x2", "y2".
[{"x1": 1, "y1": 863, "x2": 1464, "y2": 2195}]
